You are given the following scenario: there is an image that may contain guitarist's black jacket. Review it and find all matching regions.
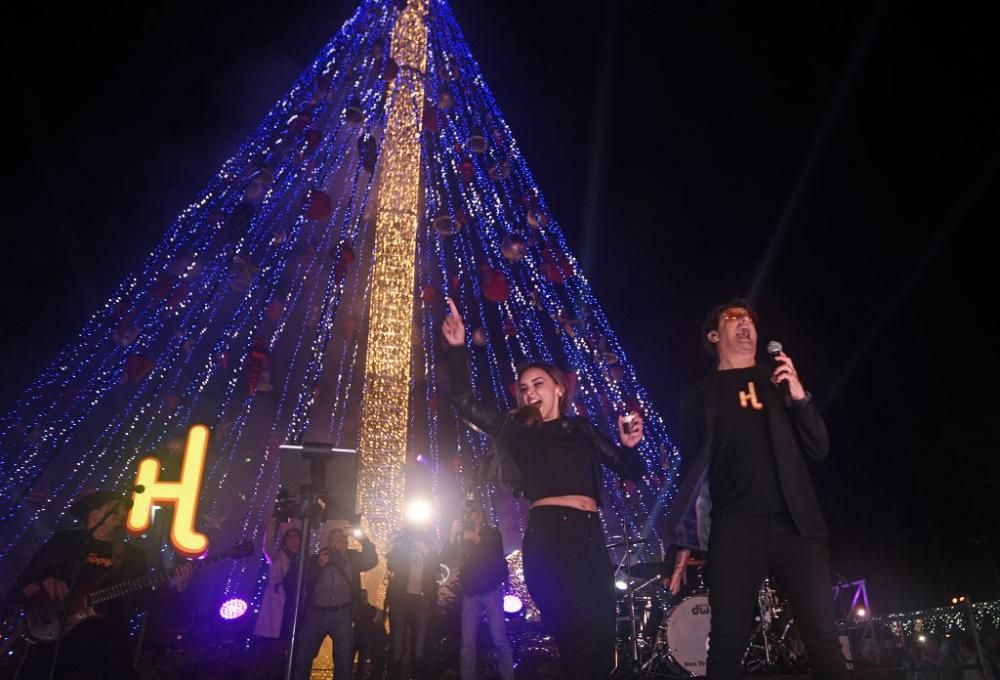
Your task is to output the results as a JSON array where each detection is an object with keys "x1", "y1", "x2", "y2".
[{"x1": 12, "y1": 529, "x2": 151, "y2": 677}]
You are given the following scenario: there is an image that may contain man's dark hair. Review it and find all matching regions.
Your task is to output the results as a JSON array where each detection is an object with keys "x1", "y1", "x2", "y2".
[{"x1": 700, "y1": 298, "x2": 759, "y2": 357}]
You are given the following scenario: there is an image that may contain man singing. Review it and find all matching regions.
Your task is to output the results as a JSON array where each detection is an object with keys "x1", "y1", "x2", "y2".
[{"x1": 668, "y1": 300, "x2": 846, "y2": 679}]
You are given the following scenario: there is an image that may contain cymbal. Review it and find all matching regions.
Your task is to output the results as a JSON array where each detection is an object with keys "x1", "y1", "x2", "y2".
[{"x1": 605, "y1": 537, "x2": 659, "y2": 549}]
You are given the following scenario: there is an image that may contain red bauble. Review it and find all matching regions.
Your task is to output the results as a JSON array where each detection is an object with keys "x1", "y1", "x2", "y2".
[
  {"x1": 541, "y1": 248, "x2": 574, "y2": 284},
  {"x1": 125, "y1": 355, "x2": 154, "y2": 384},
  {"x1": 304, "y1": 189, "x2": 332, "y2": 221},
  {"x1": 480, "y1": 267, "x2": 509, "y2": 303}
]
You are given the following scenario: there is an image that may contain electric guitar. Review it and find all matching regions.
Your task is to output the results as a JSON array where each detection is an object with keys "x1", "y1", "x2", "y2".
[{"x1": 21, "y1": 540, "x2": 253, "y2": 643}]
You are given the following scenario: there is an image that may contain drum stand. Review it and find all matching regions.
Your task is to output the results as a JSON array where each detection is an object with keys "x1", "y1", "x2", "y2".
[{"x1": 609, "y1": 523, "x2": 660, "y2": 677}]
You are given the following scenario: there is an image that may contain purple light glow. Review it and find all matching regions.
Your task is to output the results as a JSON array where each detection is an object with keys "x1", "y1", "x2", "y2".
[
  {"x1": 219, "y1": 598, "x2": 248, "y2": 620},
  {"x1": 503, "y1": 594, "x2": 523, "y2": 614}
]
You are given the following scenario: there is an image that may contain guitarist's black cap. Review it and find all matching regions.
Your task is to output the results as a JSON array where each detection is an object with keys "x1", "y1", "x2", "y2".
[{"x1": 69, "y1": 490, "x2": 134, "y2": 520}]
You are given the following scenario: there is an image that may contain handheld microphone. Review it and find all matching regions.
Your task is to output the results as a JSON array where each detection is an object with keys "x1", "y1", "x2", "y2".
[{"x1": 766, "y1": 340, "x2": 790, "y2": 398}]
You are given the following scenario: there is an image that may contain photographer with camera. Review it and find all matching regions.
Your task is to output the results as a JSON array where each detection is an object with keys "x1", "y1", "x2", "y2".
[
  {"x1": 290, "y1": 522, "x2": 377, "y2": 680},
  {"x1": 448, "y1": 505, "x2": 514, "y2": 680}
]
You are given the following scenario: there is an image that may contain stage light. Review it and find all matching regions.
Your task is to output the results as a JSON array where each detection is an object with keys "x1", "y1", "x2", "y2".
[
  {"x1": 405, "y1": 498, "x2": 433, "y2": 525},
  {"x1": 918, "y1": 635, "x2": 927, "y2": 643},
  {"x1": 219, "y1": 598, "x2": 248, "y2": 620},
  {"x1": 503, "y1": 594, "x2": 523, "y2": 615},
  {"x1": 856, "y1": 607, "x2": 867, "y2": 618},
  {"x1": 615, "y1": 579, "x2": 628, "y2": 591},
  {"x1": 351, "y1": 527, "x2": 363, "y2": 538}
]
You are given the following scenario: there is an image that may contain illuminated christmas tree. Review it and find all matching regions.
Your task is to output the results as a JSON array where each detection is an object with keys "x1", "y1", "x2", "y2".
[{"x1": 0, "y1": 0, "x2": 680, "y2": 620}]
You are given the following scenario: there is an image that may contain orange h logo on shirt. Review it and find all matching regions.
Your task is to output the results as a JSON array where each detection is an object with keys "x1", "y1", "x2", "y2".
[
  {"x1": 127, "y1": 424, "x2": 210, "y2": 557},
  {"x1": 739, "y1": 382, "x2": 764, "y2": 411}
]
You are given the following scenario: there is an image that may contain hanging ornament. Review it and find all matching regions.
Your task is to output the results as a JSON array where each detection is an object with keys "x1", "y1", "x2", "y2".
[
  {"x1": 480, "y1": 266, "x2": 509, "y2": 303},
  {"x1": 247, "y1": 341, "x2": 271, "y2": 396},
  {"x1": 226, "y1": 202, "x2": 255, "y2": 237},
  {"x1": 113, "y1": 318, "x2": 139, "y2": 346},
  {"x1": 244, "y1": 176, "x2": 267, "y2": 203},
  {"x1": 265, "y1": 299, "x2": 285, "y2": 322},
  {"x1": 345, "y1": 96, "x2": 364, "y2": 124},
  {"x1": 302, "y1": 128, "x2": 323, "y2": 154},
  {"x1": 381, "y1": 57, "x2": 399, "y2": 81},
  {"x1": 432, "y1": 212, "x2": 459, "y2": 236},
  {"x1": 421, "y1": 286, "x2": 437, "y2": 304},
  {"x1": 162, "y1": 393, "x2": 180, "y2": 413},
  {"x1": 256, "y1": 369, "x2": 274, "y2": 394},
  {"x1": 304, "y1": 189, "x2": 333, "y2": 221},
  {"x1": 460, "y1": 158, "x2": 474, "y2": 183},
  {"x1": 501, "y1": 235, "x2": 527, "y2": 261},
  {"x1": 333, "y1": 241, "x2": 356, "y2": 281},
  {"x1": 228, "y1": 255, "x2": 259, "y2": 292},
  {"x1": 502, "y1": 316, "x2": 518, "y2": 336},
  {"x1": 471, "y1": 327, "x2": 488, "y2": 347},
  {"x1": 313, "y1": 72, "x2": 332, "y2": 98},
  {"x1": 123, "y1": 354, "x2": 155, "y2": 384},
  {"x1": 540, "y1": 248, "x2": 574, "y2": 284},
  {"x1": 528, "y1": 290, "x2": 544, "y2": 311},
  {"x1": 437, "y1": 55, "x2": 458, "y2": 82},
  {"x1": 358, "y1": 133, "x2": 377, "y2": 174},
  {"x1": 151, "y1": 273, "x2": 177, "y2": 301},
  {"x1": 256, "y1": 167, "x2": 274, "y2": 185},
  {"x1": 468, "y1": 128, "x2": 487, "y2": 154},
  {"x1": 564, "y1": 371, "x2": 578, "y2": 399},
  {"x1": 449, "y1": 274, "x2": 461, "y2": 291},
  {"x1": 164, "y1": 284, "x2": 189, "y2": 313},
  {"x1": 422, "y1": 104, "x2": 440, "y2": 135},
  {"x1": 555, "y1": 311, "x2": 579, "y2": 337},
  {"x1": 438, "y1": 86, "x2": 455, "y2": 111},
  {"x1": 288, "y1": 112, "x2": 311, "y2": 135}
]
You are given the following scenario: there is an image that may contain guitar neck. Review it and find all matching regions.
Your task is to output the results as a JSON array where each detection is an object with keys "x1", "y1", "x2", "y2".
[{"x1": 88, "y1": 553, "x2": 223, "y2": 606}]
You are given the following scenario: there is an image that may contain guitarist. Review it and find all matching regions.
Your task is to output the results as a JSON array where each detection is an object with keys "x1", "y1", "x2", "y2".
[{"x1": 13, "y1": 489, "x2": 192, "y2": 679}]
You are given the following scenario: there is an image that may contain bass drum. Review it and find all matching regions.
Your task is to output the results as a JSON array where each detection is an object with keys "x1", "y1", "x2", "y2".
[{"x1": 664, "y1": 593, "x2": 712, "y2": 676}]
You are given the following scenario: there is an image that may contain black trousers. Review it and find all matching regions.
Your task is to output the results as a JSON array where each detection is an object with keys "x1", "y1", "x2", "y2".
[
  {"x1": 706, "y1": 513, "x2": 847, "y2": 680},
  {"x1": 523, "y1": 506, "x2": 616, "y2": 680}
]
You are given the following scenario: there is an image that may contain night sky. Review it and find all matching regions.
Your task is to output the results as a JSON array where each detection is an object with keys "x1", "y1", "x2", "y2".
[{"x1": 3, "y1": 2, "x2": 997, "y2": 614}]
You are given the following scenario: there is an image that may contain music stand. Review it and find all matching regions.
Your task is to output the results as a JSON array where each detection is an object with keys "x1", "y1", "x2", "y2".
[{"x1": 277, "y1": 442, "x2": 357, "y2": 680}]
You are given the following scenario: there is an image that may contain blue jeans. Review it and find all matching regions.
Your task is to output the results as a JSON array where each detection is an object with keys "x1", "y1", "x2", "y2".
[
  {"x1": 293, "y1": 604, "x2": 355, "y2": 680},
  {"x1": 461, "y1": 587, "x2": 515, "y2": 680}
]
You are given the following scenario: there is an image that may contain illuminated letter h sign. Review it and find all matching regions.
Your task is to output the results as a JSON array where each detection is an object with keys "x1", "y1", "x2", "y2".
[{"x1": 127, "y1": 424, "x2": 210, "y2": 556}]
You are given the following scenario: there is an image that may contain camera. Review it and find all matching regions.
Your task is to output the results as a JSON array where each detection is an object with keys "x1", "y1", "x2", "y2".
[
  {"x1": 462, "y1": 493, "x2": 478, "y2": 532},
  {"x1": 273, "y1": 488, "x2": 296, "y2": 523},
  {"x1": 622, "y1": 412, "x2": 636, "y2": 435}
]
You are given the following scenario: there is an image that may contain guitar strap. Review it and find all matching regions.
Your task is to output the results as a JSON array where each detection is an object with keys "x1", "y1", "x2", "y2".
[{"x1": 111, "y1": 540, "x2": 125, "y2": 573}]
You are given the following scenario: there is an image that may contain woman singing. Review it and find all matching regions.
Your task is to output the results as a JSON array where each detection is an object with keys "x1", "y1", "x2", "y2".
[{"x1": 441, "y1": 298, "x2": 644, "y2": 679}]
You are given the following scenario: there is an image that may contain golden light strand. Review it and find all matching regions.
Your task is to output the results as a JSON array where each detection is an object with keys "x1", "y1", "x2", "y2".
[{"x1": 357, "y1": 0, "x2": 427, "y2": 607}]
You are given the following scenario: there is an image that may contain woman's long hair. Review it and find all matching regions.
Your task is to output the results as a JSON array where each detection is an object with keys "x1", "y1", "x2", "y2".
[{"x1": 511, "y1": 362, "x2": 572, "y2": 426}]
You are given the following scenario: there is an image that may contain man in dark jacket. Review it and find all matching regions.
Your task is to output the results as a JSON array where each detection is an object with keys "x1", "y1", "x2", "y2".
[
  {"x1": 447, "y1": 507, "x2": 514, "y2": 680},
  {"x1": 291, "y1": 526, "x2": 378, "y2": 680},
  {"x1": 666, "y1": 300, "x2": 846, "y2": 679}
]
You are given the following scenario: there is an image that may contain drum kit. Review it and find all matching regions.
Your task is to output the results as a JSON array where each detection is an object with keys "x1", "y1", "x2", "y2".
[{"x1": 608, "y1": 533, "x2": 807, "y2": 678}]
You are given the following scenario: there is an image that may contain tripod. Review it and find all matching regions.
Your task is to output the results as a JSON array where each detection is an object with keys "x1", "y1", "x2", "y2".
[{"x1": 277, "y1": 441, "x2": 357, "y2": 680}]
